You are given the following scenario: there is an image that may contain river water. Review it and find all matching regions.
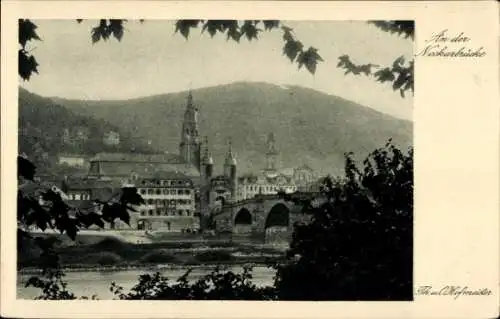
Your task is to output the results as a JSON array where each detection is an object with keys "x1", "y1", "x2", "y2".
[{"x1": 17, "y1": 266, "x2": 276, "y2": 299}]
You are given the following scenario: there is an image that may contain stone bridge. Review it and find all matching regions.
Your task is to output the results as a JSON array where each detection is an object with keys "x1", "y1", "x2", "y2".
[{"x1": 211, "y1": 193, "x2": 316, "y2": 243}]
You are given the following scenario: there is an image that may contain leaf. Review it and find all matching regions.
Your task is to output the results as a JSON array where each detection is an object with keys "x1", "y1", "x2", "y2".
[
  {"x1": 240, "y1": 21, "x2": 261, "y2": 41},
  {"x1": 374, "y1": 68, "x2": 395, "y2": 83},
  {"x1": 263, "y1": 20, "x2": 280, "y2": 31},
  {"x1": 392, "y1": 73, "x2": 407, "y2": 91},
  {"x1": 18, "y1": 155, "x2": 36, "y2": 180},
  {"x1": 281, "y1": 26, "x2": 294, "y2": 42},
  {"x1": 121, "y1": 187, "x2": 145, "y2": 205},
  {"x1": 109, "y1": 20, "x2": 124, "y2": 41},
  {"x1": 65, "y1": 218, "x2": 79, "y2": 240},
  {"x1": 91, "y1": 19, "x2": 111, "y2": 43},
  {"x1": 283, "y1": 40, "x2": 303, "y2": 62},
  {"x1": 175, "y1": 20, "x2": 200, "y2": 39},
  {"x1": 19, "y1": 19, "x2": 41, "y2": 48},
  {"x1": 297, "y1": 47, "x2": 323, "y2": 74},
  {"x1": 201, "y1": 21, "x2": 224, "y2": 38},
  {"x1": 226, "y1": 27, "x2": 241, "y2": 42},
  {"x1": 91, "y1": 28, "x2": 102, "y2": 44}
]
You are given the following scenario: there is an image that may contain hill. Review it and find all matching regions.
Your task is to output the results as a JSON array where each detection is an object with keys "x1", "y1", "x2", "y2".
[
  {"x1": 48, "y1": 82, "x2": 412, "y2": 176},
  {"x1": 18, "y1": 88, "x2": 155, "y2": 173}
]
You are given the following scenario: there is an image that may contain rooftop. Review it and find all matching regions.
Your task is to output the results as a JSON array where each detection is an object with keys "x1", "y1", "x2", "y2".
[{"x1": 90, "y1": 152, "x2": 184, "y2": 164}]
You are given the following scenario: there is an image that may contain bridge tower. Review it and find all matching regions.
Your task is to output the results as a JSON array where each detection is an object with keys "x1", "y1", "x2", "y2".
[
  {"x1": 200, "y1": 136, "x2": 213, "y2": 219},
  {"x1": 264, "y1": 132, "x2": 279, "y2": 174},
  {"x1": 223, "y1": 138, "x2": 238, "y2": 201}
]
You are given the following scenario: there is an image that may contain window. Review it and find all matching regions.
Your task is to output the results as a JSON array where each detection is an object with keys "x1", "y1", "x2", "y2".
[
  {"x1": 147, "y1": 199, "x2": 153, "y2": 205},
  {"x1": 148, "y1": 210, "x2": 153, "y2": 216},
  {"x1": 156, "y1": 210, "x2": 161, "y2": 216},
  {"x1": 178, "y1": 210, "x2": 183, "y2": 216},
  {"x1": 140, "y1": 211, "x2": 145, "y2": 216},
  {"x1": 156, "y1": 189, "x2": 161, "y2": 195},
  {"x1": 177, "y1": 189, "x2": 183, "y2": 195},
  {"x1": 163, "y1": 189, "x2": 168, "y2": 195},
  {"x1": 147, "y1": 189, "x2": 154, "y2": 195},
  {"x1": 140, "y1": 188, "x2": 146, "y2": 195},
  {"x1": 185, "y1": 210, "x2": 191, "y2": 216},
  {"x1": 75, "y1": 194, "x2": 81, "y2": 200}
]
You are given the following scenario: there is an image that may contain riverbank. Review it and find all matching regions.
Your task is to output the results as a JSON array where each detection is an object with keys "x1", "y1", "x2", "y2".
[
  {"x1": 19, "y1": 261, "x2": 276, "y2": 275},
  {"x1": 18, "y1": 237, "x2": 287, "y2": 271}
]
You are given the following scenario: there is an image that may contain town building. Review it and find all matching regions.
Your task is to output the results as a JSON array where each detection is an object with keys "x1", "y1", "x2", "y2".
[
  {"x1": 293, "y1": 164, "x2": 317, "y2": 191},
  {"x1": 58, "y1": 154, "x2": 87, "y2": 167},
  {"x1": 236, "y1": 133, "x2": 297, "y2": 201},
  {"x1": 127, "y1": 171, "x2": 198, "y2": 232}
]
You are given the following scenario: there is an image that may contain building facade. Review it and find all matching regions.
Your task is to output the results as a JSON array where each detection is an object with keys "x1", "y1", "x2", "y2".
[
  {"x1": 236, "y1": 132, "x2": 297, "y2": 201},
  {"x1": 103, "y1": 131, "x2": 120, "y2": 146},
  {"x1": 131, "y1": 172, "x2": 198, "y2": 232},
  {"x1": 58, "y1": 154, "x2": 87, "y2": 167}
]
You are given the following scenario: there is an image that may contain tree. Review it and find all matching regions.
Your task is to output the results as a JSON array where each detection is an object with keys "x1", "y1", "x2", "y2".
[
  {"x1": 274, "y1": 141, "x2": 413, "y2": 300},
  {"x1": 18, "y1": 19, "x2": 414, "y2": 97}
]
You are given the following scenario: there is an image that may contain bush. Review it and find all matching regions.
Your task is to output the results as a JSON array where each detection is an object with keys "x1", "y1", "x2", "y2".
[
  {"x1": 91, "y1": 237, "x2": 128, "y2": 251},
  {"x1": 140, "y1": 249, "x2": 178, "y2": 263},
  {"x1": 194, "y1": 250, "x2": 233, "y2": 263},
  {"x1": 88, "y1": 252, "x2": 123, "y2": 266},
  {"x1": 274, "y1": 143, "x2": 413, "y2": 300},
  {"x1": 111, "y1": 266, "x2": 276, "y2": 300}
]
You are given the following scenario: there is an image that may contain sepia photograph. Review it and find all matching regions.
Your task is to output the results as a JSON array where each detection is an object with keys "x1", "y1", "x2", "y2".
[{"x1": 16, "y1": 19, "x2": 414, "y2": 301}]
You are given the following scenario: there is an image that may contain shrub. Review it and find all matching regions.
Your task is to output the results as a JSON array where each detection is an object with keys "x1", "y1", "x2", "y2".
[
  {"x1": 194, "y1": 250, "x2": 233, "y2": 263},
  {"x1": 140, "y1": 249, "x2": 178, "y2": 263},
  {"x1": 88, "y1": 252, "x2": 123, "y2": 266},
  {"x1": 274, "y1": 143, "x2": 413, "y2": 300},
  {"x1": 91, "y1": 237, "x2": 128, "y2": 251},
  {"x1": 111, "y1": 266, "x2": 276, "y2": 300}
]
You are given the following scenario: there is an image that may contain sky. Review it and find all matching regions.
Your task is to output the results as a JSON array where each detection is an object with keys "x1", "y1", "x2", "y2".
[{"x1": 21, "y1": 20, "x2": 413, "y2": 120}]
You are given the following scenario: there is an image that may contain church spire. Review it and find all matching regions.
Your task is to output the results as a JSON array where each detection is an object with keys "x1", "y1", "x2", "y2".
[
  {"x1": 266, "y1": 132, "x2": 278, "y2": 155},
  {"x1": 180, "y1": 90, "x2": 201, "y2": 170},
  {"x1": 225, "y1": 138, "x2": 237, "y2": 166}
]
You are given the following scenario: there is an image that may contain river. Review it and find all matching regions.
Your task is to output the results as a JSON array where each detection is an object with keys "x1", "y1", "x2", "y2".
[{"x1": 17, "y1": 266, "x2": 276, "y2": 299}]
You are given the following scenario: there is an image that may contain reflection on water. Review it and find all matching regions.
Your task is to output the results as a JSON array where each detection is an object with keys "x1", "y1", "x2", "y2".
[{"x1": 17, "y1": 266, "x2": 276, "y2": 300}]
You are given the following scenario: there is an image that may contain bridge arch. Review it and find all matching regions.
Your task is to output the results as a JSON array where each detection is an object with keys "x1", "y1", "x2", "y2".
[
  {"x1": 234, "y1": 208, "x2": 252, "y2": 225},
  {"x1": 265, "y1": 203, "x2": 290, "y2": 229}
]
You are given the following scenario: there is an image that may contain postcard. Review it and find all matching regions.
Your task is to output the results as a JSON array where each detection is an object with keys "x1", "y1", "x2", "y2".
[{"x1": 1, "y1": 1, "x2": 499, "y2": 318}]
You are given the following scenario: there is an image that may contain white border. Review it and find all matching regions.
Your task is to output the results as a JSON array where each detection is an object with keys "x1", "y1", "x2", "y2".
[{"x1": 2, "y1": 1, "x2": 499, "y2": 318}]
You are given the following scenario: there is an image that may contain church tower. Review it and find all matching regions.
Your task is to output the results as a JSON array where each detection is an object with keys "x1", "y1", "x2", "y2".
[
  {"x1": 179, "y1": 91, "x2": 201, "y2": 171},
  {"x1": 224, "y1": 138, "x2": 238, "y2": 200},
  {"x1": 265, "y1": 132, "x2": 279, "y2": 172}
]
